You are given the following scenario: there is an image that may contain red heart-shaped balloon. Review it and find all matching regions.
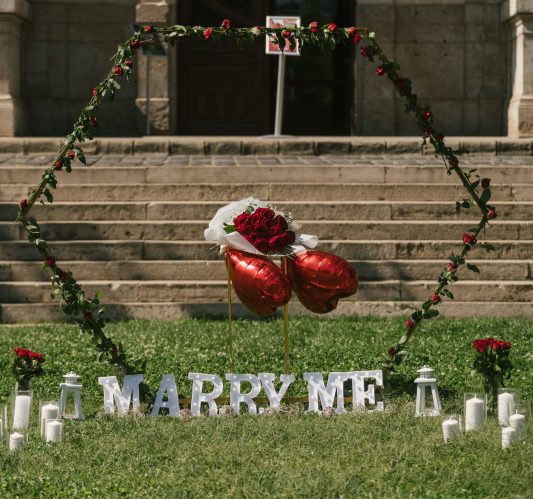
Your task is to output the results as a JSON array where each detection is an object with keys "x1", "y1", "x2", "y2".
[
  {"x1": 225, "y1": 248, "x2": 292, "y2": 317},
  {"x1": 285, "y1": 250, "x2": 358, "y2": 314}
]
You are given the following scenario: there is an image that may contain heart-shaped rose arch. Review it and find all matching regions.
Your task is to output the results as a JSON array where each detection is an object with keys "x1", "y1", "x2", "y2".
[{"x1": 15, "y1": 22, "x2": 496, "y2": 378}]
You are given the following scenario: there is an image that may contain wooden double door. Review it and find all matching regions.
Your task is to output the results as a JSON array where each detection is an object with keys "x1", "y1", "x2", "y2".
[{"x1": 176, "y1": 0, "x2": 355, "y2": 135}]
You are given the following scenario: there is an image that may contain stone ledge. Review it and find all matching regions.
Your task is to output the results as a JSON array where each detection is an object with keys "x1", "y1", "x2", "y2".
[
  {"x1": 2, "y1": 300, "x2": 533, "y2": 323},
  {"x1": 0, "y1": 136, "x2": 532, "y2": 156}
]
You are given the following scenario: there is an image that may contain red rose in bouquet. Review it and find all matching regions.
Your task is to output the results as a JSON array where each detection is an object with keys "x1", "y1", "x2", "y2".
[{"x1": 232, "y1": 207, "x2": 296, "y2": 254}]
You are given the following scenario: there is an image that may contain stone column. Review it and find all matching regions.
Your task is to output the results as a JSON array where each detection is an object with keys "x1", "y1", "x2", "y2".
[
  {"x1": 503, "y1": 0, "x2": 533, "y2": 137},
  {"x1": 135, "y1": 0, "x2": 176, "y2": 135},
  {"x1": 0, "y1": 0, "x2": 30, "y2": 136}
]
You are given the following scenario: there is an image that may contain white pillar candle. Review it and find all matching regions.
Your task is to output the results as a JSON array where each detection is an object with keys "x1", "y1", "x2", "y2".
[
  {"x1": 502, "y1": 426, "x2": 517, "y2": 449},
  {"x1": 497, "y1": 392, "x2": 515, "y2": 426},
  {"x1": 9, "y1": 432, "x2": 24, "y2": 451},
  {"x1": 40, "y1": 403, "x2": 60, "y2": 438},
  {"x1": 13, "y1": 395, "x2": 31, "y2": 430},
  {"x1": 442, "y1": 418, "x2": 460, "y2": 442},
  {"x1": 465, "y1": 397, "x2": 485, "y2": 431},
  {"x1": 45, "y1": 420, "x2": 63, "y2": 443},
  {"x1": 509, "y1": 413, "x2": 526, "y2": 437}
]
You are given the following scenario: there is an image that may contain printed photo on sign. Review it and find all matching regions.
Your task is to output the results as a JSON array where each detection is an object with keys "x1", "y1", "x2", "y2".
[{"x1": 265, "y1": 16, "x2": 301, "y2": 56}]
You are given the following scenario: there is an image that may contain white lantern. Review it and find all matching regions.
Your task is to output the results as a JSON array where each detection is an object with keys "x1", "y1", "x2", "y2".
[
  {"x1": 59, "y1": 371, "x2": 84, "y2": 419},
  {"x1": 415, "y1": 365, "x2": 441, "y2": 417}
]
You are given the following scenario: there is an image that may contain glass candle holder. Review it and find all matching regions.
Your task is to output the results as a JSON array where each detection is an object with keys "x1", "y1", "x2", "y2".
[
  {"x1": 509, "y1": 402, "x2": 530, "y2": 440},
  {"x1": 8, "y1": 431, "x2": 27, "y2": 451},
  {"x1": 502, "y1": 426, "x2": 517, "y2": 449},
  {"x1": 39, "y1": 400, "x2": 60, "y2": 440},
  {"x1": 45, "y1": 418, "x2": 63, "y2": 443},
  {"x1": 464, "y1": 393, "x2": 487, "y2": 431},
  {"x1": 11, "y1": 388, "x2": 33, "y2": 431},
  {"x1": 497, "y1": 388, "x2": 519, "y2": 426},
  {"x1": 442, "y1": 414, "x2": 462, "y2": 443},
  {"x1": 0, "y1": 404, "x2": 7, "y2": 444}
]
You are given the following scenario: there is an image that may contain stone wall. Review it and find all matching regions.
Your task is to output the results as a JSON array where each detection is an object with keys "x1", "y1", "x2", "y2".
[
  {"x1": 355, "y1": 0, "x2": 509, "y2": 136},
  {"x1": 1, "y1": 0, "x2": 529, "y2": 136},
  {"x1": 23, "y1": 0, "x2": 139, "y2": 136}
]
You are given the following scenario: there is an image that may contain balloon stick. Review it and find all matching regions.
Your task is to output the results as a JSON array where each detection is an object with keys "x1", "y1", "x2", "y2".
[{"x1": 226, "y1": 262, "x2": 234, "y2": 373}]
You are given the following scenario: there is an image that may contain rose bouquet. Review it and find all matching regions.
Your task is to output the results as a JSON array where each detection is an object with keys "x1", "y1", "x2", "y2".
[
  {"x1": 13, "y1": 347, "x2": 46, "y2": 390},
  {"x1": 205, "y1": 198, "x2": 318, "y2": 257},
  {"x1": 472, "y1": 337, "x2": 512, "y2": 407},
  {"x1": 205, "y1": 198, "x2": 357, "y2": 316}
]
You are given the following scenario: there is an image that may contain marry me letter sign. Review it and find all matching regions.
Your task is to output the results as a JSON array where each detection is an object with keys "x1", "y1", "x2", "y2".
[{"x1": 98, "y1": 370, "x2": 384, "y2": 416}]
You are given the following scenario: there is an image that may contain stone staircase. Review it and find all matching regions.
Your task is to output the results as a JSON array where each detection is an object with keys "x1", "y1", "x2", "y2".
[{"x1": 1, "y1": 153, "x2": 532, "y2": 322}]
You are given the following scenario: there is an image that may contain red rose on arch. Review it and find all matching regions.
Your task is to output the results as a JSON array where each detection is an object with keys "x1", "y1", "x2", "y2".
[
  {"x1": 430, "y1": 292, "x2": 441, "y2": 304},
  {"x1": 463, "y1": 233, "x2": 476, "y2": 245},
  {"x1": 309, "y1": 21, "x2": 319, "y2": 33},
  {"x1": 447, "y1": 261, "x2": 458, "y2": 272}
]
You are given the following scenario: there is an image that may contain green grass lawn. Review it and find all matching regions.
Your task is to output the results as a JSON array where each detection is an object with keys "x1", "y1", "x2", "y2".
[{"x1": 0, "y1": 317, "x2": 532, "y2": 497}]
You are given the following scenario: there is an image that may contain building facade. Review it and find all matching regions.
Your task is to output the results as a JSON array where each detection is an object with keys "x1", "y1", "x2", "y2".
[{"x1": 0, "y1": 0, "x2": 532, "y2": 137}]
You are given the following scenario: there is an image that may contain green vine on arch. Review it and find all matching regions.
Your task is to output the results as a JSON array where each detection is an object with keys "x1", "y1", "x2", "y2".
[{"x1": 15, "y1": 21, "x2": 498, "y2": 377}]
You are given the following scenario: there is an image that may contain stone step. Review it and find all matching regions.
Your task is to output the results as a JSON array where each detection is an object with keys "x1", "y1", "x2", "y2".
[
  {"x1": 2, "y1": 164, "x2": 533, "y2": 185},
  {"x1": 1, "y1": 279, "x2": 532, "y2": 304},
  {"x1": 2, "y1": 183, "x2": 529, "y2": 202},
  {"x1": 2, "y1": 201, "x2": 532, "y2": 222},
  {"x1": 2, "y1": 300, "x2": 533, "y2": 323},
  {"x1": 1, "y1": 220, "x2": 531, "y2": 242},
  {"x1": 0, "y1": 259, "x2": 528, "y2": 282},
  {"x1": 1, "y1": 240, "x2": 530, "y2": 261},
  {"x1": 0, "y1": 136, "x2": 532, "y2": 155}
]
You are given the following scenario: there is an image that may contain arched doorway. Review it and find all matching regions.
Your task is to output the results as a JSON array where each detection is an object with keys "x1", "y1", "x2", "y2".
[{"x1": 176, "y1": 0, "x2": 356, "y2": 135}]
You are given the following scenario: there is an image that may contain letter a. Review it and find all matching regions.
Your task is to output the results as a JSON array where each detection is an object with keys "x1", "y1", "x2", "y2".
[{"x1": 151, "y1": 374, "x2": 181, "y2": 417}]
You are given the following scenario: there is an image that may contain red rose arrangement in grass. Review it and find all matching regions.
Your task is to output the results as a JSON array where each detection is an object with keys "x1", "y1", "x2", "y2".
[
  {"x1": 472, "y1": 337, "x2": 512, "y2": 406},
  {"x1": 204, "y1": 198, "x2": 358, "y2": 317},
  {"x1": 13, "y1": 347, "x2": 46, "y2": 390}
]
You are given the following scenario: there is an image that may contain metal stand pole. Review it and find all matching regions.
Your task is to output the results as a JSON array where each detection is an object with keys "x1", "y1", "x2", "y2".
[
  {"x1": 145, "y1": 56, "x2": 151, "y2": 136},
  {"x1": 282, "y1": 258, "x2": 289, "y2": 375},
  {"x1": 227, "y1": 263, "x2": 234, "y2": 373},
  {"x1": 274, "y1": 53, "x2": 286, "y2": 137}
]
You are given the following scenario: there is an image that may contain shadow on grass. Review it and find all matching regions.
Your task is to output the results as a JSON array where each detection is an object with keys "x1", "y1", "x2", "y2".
[{"x1": 385, "y1": 372, "x2": 457, "y2": 401}]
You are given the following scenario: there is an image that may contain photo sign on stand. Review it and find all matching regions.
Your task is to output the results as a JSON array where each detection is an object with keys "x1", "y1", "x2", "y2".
[{"x1": 98, "y1": 370, "x2": 384, "y2": 417}]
